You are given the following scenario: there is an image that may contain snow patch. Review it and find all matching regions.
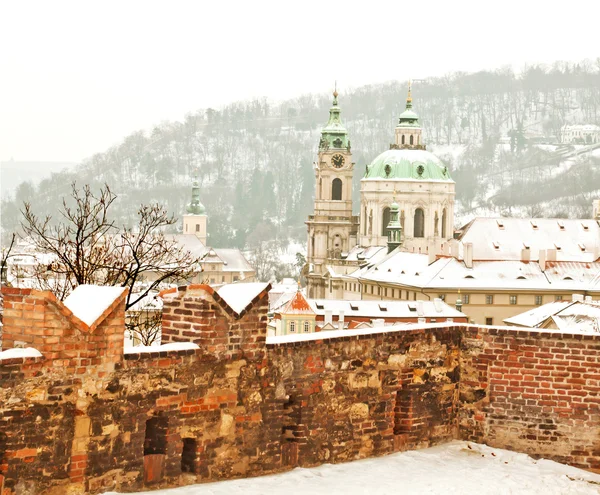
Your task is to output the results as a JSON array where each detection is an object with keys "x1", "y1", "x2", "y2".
[
  {"x1": 124, "y1": 343, "x2": 199, "y2": 354},
  {"x1": 0, "y1": 347, "x2": 42, "y2": 360},
  {"x1": 63, "y1": 285, "x2": 127, "y2": 327},
  {"x1": 217, "y1": 282, "x2": 269, "y2": 314}
]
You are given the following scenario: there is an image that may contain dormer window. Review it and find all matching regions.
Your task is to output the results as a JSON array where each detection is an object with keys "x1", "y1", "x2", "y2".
[
  {"x1": 492, "y1": 241, "x2": 500, "y2": 250},
  {"x1": 531, "y1": 221, "x2": 538, "y2": 230},
  {"x1": 496, "y1": 220, "x2": 504, "y2": 229},
  {"x1": 557, "y1": 221, "x2": 565, "y2": 230},
  {"x1": 578, "y1": 243, "x2": 586, "y2": 252}
]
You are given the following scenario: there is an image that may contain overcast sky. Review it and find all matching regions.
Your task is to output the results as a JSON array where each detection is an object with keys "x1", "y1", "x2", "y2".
[{"x1": 1, "y1": 0, "x2": 599, "y2": 163}]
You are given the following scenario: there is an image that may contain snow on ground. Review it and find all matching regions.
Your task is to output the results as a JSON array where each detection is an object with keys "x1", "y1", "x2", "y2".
[{"x1": 103, "y1": 441, "x2": 600, "y2": 495}]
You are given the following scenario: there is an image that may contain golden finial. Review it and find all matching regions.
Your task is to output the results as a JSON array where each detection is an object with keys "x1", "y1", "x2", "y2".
[
  {"x1": 333, "y1": 80, "x2": 338, "y2": 99},
  {"x1": 407, "y1": 79, "x2": 412, "y2": 103}
]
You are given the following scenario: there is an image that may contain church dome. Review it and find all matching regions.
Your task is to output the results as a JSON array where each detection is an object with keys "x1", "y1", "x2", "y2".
[{"x1": 363, "y1": 149, "x2": 453, "y2": 181}]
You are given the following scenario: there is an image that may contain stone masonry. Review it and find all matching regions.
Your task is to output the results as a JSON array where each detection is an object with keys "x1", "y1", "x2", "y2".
[{"x1": 1, "y1": 284, "x2": 599, "y2": 494}]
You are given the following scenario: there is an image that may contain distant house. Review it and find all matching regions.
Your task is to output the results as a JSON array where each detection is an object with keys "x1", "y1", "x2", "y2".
[
  {"x1": 271, "y1": 289, "x2": 467, "y2": 336},
  {"x1": 504, "y1": 295, "x2": 600, "y2": 333},
  {"x1": 560, "y1": 124, "x2": 600, "y2": 144}
]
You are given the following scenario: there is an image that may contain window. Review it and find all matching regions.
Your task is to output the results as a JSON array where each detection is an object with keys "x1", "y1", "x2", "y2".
[
  {"x1": 401, "y1": 135, "x2": 405, "y2": 145},
  {"x1": 438, "y1": 294, "x2": 445, "y2": 301},
  {"x1": 463, "y1": 294, "x2": 470, "y2": 304},
  {"x1": 384, "y1": 288, "x2": 388, "y2": 297},
  {"x1": 442, "y1": 209, "x2": 447, "y2": 238},
  {"x1": 196, "y1": 224, "x2": 200, "y2": 232},
  {"x1": 409, "y1": 135, "x2": 414, "y2": 145},
  {"x1": 289, "y1": 321, "x2": 296, "y2": 333},
  {"x1": 485, "y1": 317, "x2": 493, "y2": 325},
  {"x1": 535, "y1": 295, "x2": 542, "y2": 306},
  {"x1": 233, "y1": 276, "x2": 239, "y2": 282},
  {"x1": 413, "y1": 208, "x2": 425, "y2": 238},
  {"x1": 381, "y1": 207, "x2": 391, "y2": 237},
  {"x1": 485, "y1": 295, "x2": 494, "y2": 305},
  {"x1": 509, "y1": 295, "x2": 517, "y2": 305},
  {"x1": 555, "y1": 295, "x2": 563, "y2": 301},
  {"x1": 332, "y1": 178, "x2": 342, "y2": 201},
  {"x1": 303, "y1": 321, "x2": 310, "y2": 333},
  {"x1": 185, "y1": 224, "x2": 188, "y2": 233}
]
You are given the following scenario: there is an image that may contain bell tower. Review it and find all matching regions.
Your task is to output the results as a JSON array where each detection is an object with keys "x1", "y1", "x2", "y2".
[
  {"x1": 183, "y1": 178, "x2": 208, "y2": 245},
  {"x1": 305, "y1": 88, "x2": 359, "y2": 298}
]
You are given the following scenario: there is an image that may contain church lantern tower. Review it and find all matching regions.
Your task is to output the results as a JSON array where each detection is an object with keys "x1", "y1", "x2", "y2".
[
  {"x1": 386, "y1": 200, "x2": 402, "y2": 253},
  {"x1": 183, "y1": 178, "x2": 208, "y2": 245},
  {"x1": 305, "y1": 88, "x2": 359, "y2": 298}
]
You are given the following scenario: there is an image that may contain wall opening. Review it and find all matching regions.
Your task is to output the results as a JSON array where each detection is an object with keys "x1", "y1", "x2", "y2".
[
  {"x1": 414, "y1": 208, "x2": 425, "y2": 238},
  {"x1": 332, "y1": 178, "x2": 342, "y2": 201},
  {"x1": 181, "y1": 438, "x2": 197, "y2": 473},
  {"x1": 393, "y1": 389, "x2": 413, "y2": 435},
  {"x1": 143, "y1": 415, "x2": 168, "y2": 483}
]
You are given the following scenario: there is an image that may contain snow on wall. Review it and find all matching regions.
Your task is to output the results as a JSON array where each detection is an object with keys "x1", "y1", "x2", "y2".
[{"x1": 63, "y1": 285, "x2": 127, "y2": 327}]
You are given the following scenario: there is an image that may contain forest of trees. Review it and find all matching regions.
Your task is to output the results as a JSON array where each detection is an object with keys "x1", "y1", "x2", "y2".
[{"x1": 2, "y1": 59, "x2": 600, "y2": 250}]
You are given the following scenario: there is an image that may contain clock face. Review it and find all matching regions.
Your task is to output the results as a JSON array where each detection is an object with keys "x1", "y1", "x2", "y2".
[{"x1": 332, "y1": 154, "x2": 345, "y2": 168}]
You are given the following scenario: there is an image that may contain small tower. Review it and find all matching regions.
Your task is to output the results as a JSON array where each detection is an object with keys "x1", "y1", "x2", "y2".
[
  {"x1": 393, "y1": 81, "x2": 425, "y2": 150},
  {"x1": 183, "y1": 178, "x2": 207, "y2": 245},
  {"x1": 386, "y1": 200, "x2": 402, "y2": 253}
]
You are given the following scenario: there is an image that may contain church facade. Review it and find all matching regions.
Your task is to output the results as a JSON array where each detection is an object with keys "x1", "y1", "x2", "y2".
[{"x1": 305, "y1": 86, "x2": 455, "y2": 298}]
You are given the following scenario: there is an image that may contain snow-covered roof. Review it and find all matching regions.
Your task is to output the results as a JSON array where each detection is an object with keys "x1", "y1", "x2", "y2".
[
  {"x1": 63, "y1": 285, "x2": 128, "y2": 327},
  {"x1": 213, "y1": 248, "x2": 254, "y2": 272},
  {"x1": 354, "y1": 250, "x2": 600, "y2": 292},
  {"x1": 217, "y1": 282, "x2": 270, "y2": 314},
  {"x1": 307, "y1": 298, "x2": 465, "y2": 319},
  {"x1": 505, "y1": 299, "x2": 600, "y2": 333},
  {"x1": 457, "y1": 217, "x2": 600, "y2": 262}
]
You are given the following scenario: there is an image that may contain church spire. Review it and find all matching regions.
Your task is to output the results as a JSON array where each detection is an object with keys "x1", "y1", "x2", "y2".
[
  {"x1": 186, "y1": 176, "x2": 206, "y2": 215},
  {"x1": 319, "y1": 85, "x2": 349, "y2": 151},
  {"x1": 406, "y1": 80, "x2": 413, "y2": 109}
]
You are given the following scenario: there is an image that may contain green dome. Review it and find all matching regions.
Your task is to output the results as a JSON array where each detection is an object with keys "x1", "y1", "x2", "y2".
[
  {"x1": 363, "y1": 149, "x2": 453, "y2": 181},
  {"x1": 397, "y1": 109, "x2": 419, "y2": 126}
]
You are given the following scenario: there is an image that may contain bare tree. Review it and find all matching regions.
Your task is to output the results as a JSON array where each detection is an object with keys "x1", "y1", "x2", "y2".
[{"x1": 20, "y1": 182, "x2": 199, "y2": 310}]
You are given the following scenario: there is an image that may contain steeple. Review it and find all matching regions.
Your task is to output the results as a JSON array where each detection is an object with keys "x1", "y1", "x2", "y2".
[
  {"x1": 392, "y1": 81, "x2": 425, "y2": 150},
  {"x1": 319, "y1": 86, "x2": 349, "y2": 151},
  {"x1": 183, "y1": 176, "x2": 207, "y2": 244},
  {"x1": 386, "y1": 200, "x2": 403, "y2": 253},
  {"x1": 187, "y1": 178, "x2": 206, "y2": 215}
]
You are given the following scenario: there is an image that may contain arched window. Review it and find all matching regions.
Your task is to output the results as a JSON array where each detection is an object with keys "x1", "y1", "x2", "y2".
[
  {"x1": 304, "y1": 321, "x2": 310, "y2": 333},
  {"x1": 363, "y1": 207, "x2": 367, "y2": 235},
  {"x1": 368, "y1": 210, "x2": 373, "y2": 235},
  {"x1": 409, "y1": 135, "x2": 414, "y2": 145},
  {"x1": 289, "y1": 321, "x2": 296, "y2": 333},
  {"x1": 332, "y1": 178, "x2": 342, "y2": 200},
  {"x1": 442, "y1": 209, "x2": 447, "y2": 238},
  {"x1": 400, "y1": 210, "x2": 405, "y2": 231},
  {"x1": 414, "y1": 208, "x2": 425, "y2": 238},
  {"x1": 401, "y1": 135, "x2": 405, "y2": 145},
  {"x1": 381, "y1": 207, "x2": 391, "y2": 237}
]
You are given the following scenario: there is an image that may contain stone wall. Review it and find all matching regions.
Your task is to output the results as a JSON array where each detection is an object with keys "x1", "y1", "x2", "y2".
[{"x1": 1, "y1": 284, "x2": 600, "y2": 494}]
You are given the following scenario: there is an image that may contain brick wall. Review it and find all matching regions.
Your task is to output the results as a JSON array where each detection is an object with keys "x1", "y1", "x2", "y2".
[
  {"x1": 459, "y1": 326, "x2": 600, "y2": 472},
  {"x1": 2, "y1": 283, "x2": 600, "y2": 494}
]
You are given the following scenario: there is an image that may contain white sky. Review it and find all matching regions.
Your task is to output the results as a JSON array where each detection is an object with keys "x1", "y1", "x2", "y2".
[{"x1": 1, "y1": 0, "x2": 599, "y2": 163}]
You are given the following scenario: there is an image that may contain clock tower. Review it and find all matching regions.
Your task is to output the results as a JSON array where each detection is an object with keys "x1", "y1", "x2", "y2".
[{"x1": 305, "y1": 89, "x2": 359, "y2": 298}]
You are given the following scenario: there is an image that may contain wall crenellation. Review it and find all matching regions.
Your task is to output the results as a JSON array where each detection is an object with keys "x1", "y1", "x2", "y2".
[{"x1": 1, "y1": 285, "x2": 599, "y2": 495}]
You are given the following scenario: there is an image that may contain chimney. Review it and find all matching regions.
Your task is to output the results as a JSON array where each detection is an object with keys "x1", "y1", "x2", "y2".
[
  {"x1": 572, "y1": 294, "x2": 584, "y2": 302},
  {"x1": 464, "y1": 242, "x2": 473, "y2": 269},
  {"x1": 449, "y1": 240, "x2": 459, "y2": 259},
  {"x1": 324, "y1": 310, "x2": 333, "y2": 326},
  {"x1": 371, "y1": 318, "x2": 385, "y2": 328},
  {"x1": 539, "y1": 249, "x2": 547, "y2": 272},
  {"x1": 433, "y1": 298, "x2": 443, "y2": 313},
  {"x1": 338, "y1": 310, "x2": 345, "y2": 330},
  {"x1": 521, "y1": 247, "x2": 531, "y2": 263},
  {"x1": 547, "y1": 248, "x2": 557, "y2": 262},
  {"x1": 585, "y1": 295, "x2": 592, "y2": 303}
]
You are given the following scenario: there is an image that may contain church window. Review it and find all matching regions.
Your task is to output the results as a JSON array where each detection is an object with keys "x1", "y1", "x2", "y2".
[
  {"x1": 410, "y1": 135, "x2": 414, "y2": 145},
  {"x1": 401, "y1": 135, "x2": 405, "y2": 145},
  {"x1": 434, "y1": 211, "x2": 439, "y2": 236},
  {"x1": 289, "y1": 321, "x2": 296, "y2": 333},
  {"x1": 368, "y1": 210, "x2": 373, "y2": 235},
  {"x1": 363, "y1": 207, "x2": 367, "y2": 235},
  {"x1": 381, "y1": 207, "x2": 391, "y2": 237},
  {"x1": 400, "y1": 210, "x2": 405, "y2": 231},
  {"x1": 442, "y1": 209, "x2": 447, "y2": 238},
  {"x1": 332, "y1": 178, "x2": 342, "y2": 200},
  {"x1": 414, "y1": 208, "x2": 425, "y2": 238}
]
